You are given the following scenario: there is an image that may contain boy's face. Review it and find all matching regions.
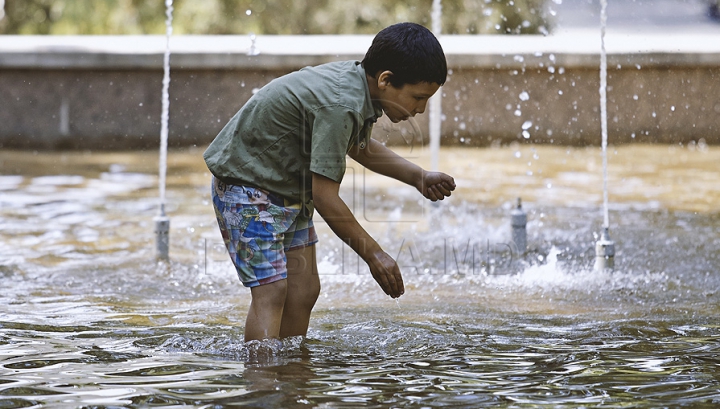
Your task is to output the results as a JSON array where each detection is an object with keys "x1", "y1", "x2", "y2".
[{"x1": 376, "y1": 79, "x2": 440, "y2": 123}]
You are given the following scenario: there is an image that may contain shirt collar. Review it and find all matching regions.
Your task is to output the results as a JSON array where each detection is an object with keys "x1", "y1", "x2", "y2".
[{"x1": 355, "y1": 61, "x2": 384, "y2": 122}]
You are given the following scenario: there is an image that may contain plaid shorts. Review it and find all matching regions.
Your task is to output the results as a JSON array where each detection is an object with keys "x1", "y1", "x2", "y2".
[{"x1": 211, "y1": 177, "x2": 318, "y2": 287}]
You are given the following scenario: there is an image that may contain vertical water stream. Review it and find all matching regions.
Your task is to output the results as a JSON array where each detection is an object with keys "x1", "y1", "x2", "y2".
[
  {"x1": 594, "y1": 0, "x2": 616, "y2": 271},
  {"x1": 599, "y1": 0, "x2": 610, "y2": 229},
  {"x1": 155, "y1": 0, "x2": 173, "y2": 260},
  {"x1": 429, "y1": 0, "x2": 442, "y2": 171}
]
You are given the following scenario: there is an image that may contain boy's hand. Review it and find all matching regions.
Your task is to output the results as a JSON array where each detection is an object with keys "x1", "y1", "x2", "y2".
[
  {"x1": 366, "y1": 251, "x2": 404, "y2": 298},
  {"x1": 418, "y1": 171, "x2": 456, "y2": 201}
]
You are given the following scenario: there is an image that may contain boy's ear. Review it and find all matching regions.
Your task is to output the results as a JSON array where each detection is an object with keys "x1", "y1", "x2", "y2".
[{"x1": 377, "y1": 70, "x2": 394, "y2": 88}]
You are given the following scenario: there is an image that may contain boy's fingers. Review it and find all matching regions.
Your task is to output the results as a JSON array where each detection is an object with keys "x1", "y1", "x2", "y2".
[
  {"x1": 380, "y1": 269, "x2": 403, "y2": 298},
  {"x1": 390, "y1": 269, "x2": 404, "y2": 297},
  {"x1": 370, "y1": 254, "x2": 404, "y2": 298},
  {"x1": 436, "y1": 184, "x2": 453, "y2": 196},
  {"x1": 427, "y1": 184, "x2": 451, "y2": 200}
]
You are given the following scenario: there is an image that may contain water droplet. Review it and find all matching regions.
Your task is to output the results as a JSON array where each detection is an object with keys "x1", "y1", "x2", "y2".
[
  {"x1": 246, "y1": 9, "x2": 252, "y2": 15},
  {"x1": 514, "y1": 151, "x2": 522, "y2": 158},
  {"x1": 558, "y1": 90, "x2": 563, "y2": 95},
  {"x1": 514, "y1": 55, "x2": 525, "y2": 63},
  {"x1": 522, "y1": 120, "x2": 533, "y2": 130},
  {"x1": 519, "y1": 91, "x2": 530, "y2": 101},
  {"x1": 548, "y1": 66, "x2": 555, "y2": 73},
  {"x1": 514, "y1": 110, "x2": 522, "y2": 116},
  {"x1": 633, "y1": 95, "x2": 639, "y2": 100},
  {"x1": 522, "y1": 131, "x2": 530, "y2": 139},
  {"x1": 671, "y1": 106, "x2": 675, "y2": 111}
]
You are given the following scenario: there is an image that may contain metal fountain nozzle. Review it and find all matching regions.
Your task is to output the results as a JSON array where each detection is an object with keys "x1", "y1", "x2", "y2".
[
  {"x1": 511, "y1": 197, "x2": 527, "y2": 255},
  {"x1": 594, "y1": 227, "x2": 615, "y2": 272},
  {"x1": 154, "y1": 206, "x2": 170, "y2": 260}
]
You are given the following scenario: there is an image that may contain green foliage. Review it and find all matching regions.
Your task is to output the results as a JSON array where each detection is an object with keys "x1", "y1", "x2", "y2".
[{"x1": 0, "y1": 0, "x2": 551, "y2": 35}]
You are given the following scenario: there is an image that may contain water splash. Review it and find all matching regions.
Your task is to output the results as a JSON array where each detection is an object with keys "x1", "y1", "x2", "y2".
[{"x1": 161, "y1": 333, "x2": 304, "y2": 364}]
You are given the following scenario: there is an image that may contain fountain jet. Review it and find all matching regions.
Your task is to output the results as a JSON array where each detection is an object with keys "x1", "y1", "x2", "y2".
[
  {"x1": 595, "y1": 0, "x2": 615, "y2": 272},
  {"x1": 429, "y1": 0, "x2": 442, "y2": 171},
  {"x1": 156, "y1": 0, "x2": 173, "y2": 260}
]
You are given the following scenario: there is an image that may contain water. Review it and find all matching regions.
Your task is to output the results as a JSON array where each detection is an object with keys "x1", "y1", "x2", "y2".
[{"x1": 1, "y1": 145, "x2": 719, "y2": 407}]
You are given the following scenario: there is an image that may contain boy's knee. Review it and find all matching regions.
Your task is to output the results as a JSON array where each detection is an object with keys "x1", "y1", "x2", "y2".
[
  {"x1": 251, "y1": 279, "x2": 288, "y2": 309},
  {"x1": 288, "y1": 276, "x2": 320, "y2": 309},
  {"x1": 306, "y1": 280, "x2": 321, "y2": 303},
  {"x1": 293, "y1": 278, "x2": 321, "y2": 311}
]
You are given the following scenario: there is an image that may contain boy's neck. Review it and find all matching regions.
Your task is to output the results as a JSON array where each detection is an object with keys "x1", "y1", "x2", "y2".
[{"x1": 366, "y1": 73, "x2": 381, "y2": 100}]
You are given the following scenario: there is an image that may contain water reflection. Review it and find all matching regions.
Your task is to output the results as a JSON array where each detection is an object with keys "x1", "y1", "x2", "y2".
[{"x1": 1, "y1": 146, "x2": 719, "y2": 407}]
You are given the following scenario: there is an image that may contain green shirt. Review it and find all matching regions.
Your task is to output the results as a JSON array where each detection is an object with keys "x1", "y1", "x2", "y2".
[{"x1": 203, "y1": 60, "x2": 382, "y2": 210}]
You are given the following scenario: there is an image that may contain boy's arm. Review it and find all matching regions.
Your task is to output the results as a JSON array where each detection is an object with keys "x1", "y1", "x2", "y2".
[
  {"x1": 348, "y1": 139, "x2": 456, "y2": 201},
  {"x1": 312, "y1": 172, "x2": 404, "y2": 298}
]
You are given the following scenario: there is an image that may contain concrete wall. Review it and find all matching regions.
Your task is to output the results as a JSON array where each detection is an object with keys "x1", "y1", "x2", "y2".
[{"x1": 1, "y1": 34, "x2": 719, "y2": 150}]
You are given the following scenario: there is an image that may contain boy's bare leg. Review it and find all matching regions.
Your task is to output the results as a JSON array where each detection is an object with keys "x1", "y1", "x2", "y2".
[
  {"x1": 279, "y1": 245, "x2": 320, "y2": 338},
  {"x1": 245, "y1": 279, "x2": 287, "y2": 342}
]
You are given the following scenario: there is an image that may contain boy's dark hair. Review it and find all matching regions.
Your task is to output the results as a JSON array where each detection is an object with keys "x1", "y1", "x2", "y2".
[{"x1": 362, "y1": 22, "x2": 447, "y2": 88}]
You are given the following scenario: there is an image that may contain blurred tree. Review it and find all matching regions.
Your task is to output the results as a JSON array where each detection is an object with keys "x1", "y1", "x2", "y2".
[{"x1": 0, "y1": 0, "x2": 551, "y2": 35}]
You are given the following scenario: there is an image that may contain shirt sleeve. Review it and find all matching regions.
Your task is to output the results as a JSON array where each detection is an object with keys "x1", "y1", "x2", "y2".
[{"x1": 309, "y1": 106, "x2": 363, "y2": 183}]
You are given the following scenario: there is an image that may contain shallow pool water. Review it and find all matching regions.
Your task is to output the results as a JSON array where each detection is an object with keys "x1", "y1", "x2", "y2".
[{"x1": 1, "y1": 145, "x2": 719, "y2": 408}]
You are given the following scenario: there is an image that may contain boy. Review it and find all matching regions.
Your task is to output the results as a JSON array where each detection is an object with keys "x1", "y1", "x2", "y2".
[{"x1": 204, "y1": 22, "x2": 455, "y2": 342}]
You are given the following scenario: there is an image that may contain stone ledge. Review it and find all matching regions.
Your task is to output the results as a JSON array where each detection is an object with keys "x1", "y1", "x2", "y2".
[{"x1": 1, "y1": 33, "x2": 719, "y2": 149}]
